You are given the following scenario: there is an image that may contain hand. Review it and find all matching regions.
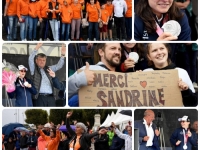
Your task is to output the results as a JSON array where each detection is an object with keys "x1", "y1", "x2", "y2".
[
  {"x1": 37, "y1": 125, "x2": 43, "y2": 130},
  {"x1": 143, "y1": 136, "x2": 149, "y2": 141},
  {"x1": 19, "y1": 17, "x2": 23, "y2": 22},
  {"x1": 176, "y1": 140, "x2": 181, "y2": 145},
  {"x1": 57, "y1": 124, "x2": 61, "y2": 129},
  {"x1": 35, "y1": 43, "x2": 43, "y2": 50},
  {"x1": 157, "y1": 32, "x2": 178, "y2": 41},
  {"x1": 61, "y1": 44, "x2": 66, "y2": 56},
  {"x1": 4, "y1": 13, "x2": 6, "y2": 17},
  {"x1": 98, "y1": 18, "x2": 101, "y2": 23},
  {"x1": 86, "y1": 121, "x2": 90, "y2": 125},
  {"x1": 187, "y1": 129, "x2": 192, "y2": 137},
  {"x1": 111, "y1": 122, "x2": 116, "y2": 128},
  {"x1": 84, "y1": 62, "x2": 95, "y2": 85},
  {"x1": 178, "y1": 78, "x2": 188, "y2": 91},
  {"x1": 124, "y1": 58, "x2": 135, "y2": 70},
  {"x1": 155, "y1": 129, "x2": 160, "y2": 136},
  {"x1": 66, "y1": 111, "x2": 73, "y2": 118},
  {"x1": 39, "y1": 18, "x2": 43, "y2": 22},
  {"x1": 26, "y1": 83, "x2": 32, "y2": 88},
  {"x1": 61, "y1": 120, "x2": 64, "y2": 125},
  {"x1": 47, "y1": 68, "x2": 55, "y2": 78},
  {"x1": 98, "y1": 128, "x2": 107, "y2": 134}
]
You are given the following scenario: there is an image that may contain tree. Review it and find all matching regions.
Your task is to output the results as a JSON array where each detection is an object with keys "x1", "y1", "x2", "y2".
[
  {"x1": 25, "y1": 109, "x2": 48, "y2": 126},
  {"x1": 48, "y1": 109, "x2": 117, "y2": 127}
]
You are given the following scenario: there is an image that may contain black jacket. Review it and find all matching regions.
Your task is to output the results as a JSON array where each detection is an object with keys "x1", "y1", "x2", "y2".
[
  {"x1": 94, "y1": 134, "x2": 109, "y2": 150},
  {"x1": 66, "y1": 118, "x2": 99, "y2": 150}
]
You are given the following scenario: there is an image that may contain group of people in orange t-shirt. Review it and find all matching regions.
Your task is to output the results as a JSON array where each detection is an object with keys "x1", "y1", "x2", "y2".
[{"x1": 3, "y1": 0, "x2": 132, "y2": 41}]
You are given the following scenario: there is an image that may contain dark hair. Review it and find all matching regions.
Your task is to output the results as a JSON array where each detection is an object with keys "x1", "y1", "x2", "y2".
[
  {"x1": 135, "y1": 0, "x2": 183, "y2": 33},
  {"x1": 36, "y1": 53, "x2": 47, "y2": 59},
  {"x1": 146, "y1": 43, "x2": 172, "y2": 66},
  {"x1": 50, "y1": 128, "x2": 56, "y2": 137},
  {"x1": 93, "y1": 43, "x2": 106, "y2": 64}
]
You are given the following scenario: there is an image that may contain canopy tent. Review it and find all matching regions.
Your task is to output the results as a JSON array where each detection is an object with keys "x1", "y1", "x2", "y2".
[{"x1": 100, "y1": 109, "x2": 132, "y2": 130}]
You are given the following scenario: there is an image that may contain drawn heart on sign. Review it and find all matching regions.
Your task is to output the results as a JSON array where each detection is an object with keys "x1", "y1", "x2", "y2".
[{"x1": 140, "y1": 81, "x2": 147, "y2": 88}]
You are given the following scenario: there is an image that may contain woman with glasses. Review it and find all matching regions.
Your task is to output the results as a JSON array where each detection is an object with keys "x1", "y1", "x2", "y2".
[{"x1": 7, "y1": 65, "x2": 37, "y2": 107}]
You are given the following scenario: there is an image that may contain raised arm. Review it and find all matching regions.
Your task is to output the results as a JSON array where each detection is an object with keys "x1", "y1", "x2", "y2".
[
  {"x1": 28, "y1": 43, "x2": 43, "y2": 75},
  {"x1": 49, "y1": 44, "x2": 66, "y2": 72}
]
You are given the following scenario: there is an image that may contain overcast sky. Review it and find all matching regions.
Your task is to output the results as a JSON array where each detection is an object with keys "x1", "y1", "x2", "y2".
[{"x1": 2, "y1": 109, "x2": 50, "y2": 126}]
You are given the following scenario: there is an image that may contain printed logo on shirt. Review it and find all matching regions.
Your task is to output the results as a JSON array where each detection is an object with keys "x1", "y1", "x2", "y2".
[
  {"x1": 142, "y1": 30, "x2": 149, "y2": 40},
  {"x1": 179, "y1": 131, "x2": 183, "y2": 135}
]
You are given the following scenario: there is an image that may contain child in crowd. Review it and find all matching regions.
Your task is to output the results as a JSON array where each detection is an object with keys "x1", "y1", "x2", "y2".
[{"x1": 99, "y1": 3, "x2": 109, "y2": 41}]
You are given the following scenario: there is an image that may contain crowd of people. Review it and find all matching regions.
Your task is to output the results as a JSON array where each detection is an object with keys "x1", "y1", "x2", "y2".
[
  {"x1": 134, "y1": 109, "x2": 198, "y2": 150},
  {"x1": 2, "y1": 112, "x2": 132, "y2": 150},
  {"x1": 68, "y1": 43, "x2": 198, "y2": 106},
  {"x1": 2, "y1": 0, "x2": 132, "y2": 41},
  {"x1": 4, "y1": 43, "x2": 66, "y2": 107}
]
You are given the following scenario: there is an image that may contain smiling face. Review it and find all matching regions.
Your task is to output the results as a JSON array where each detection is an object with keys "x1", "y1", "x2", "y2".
[
  {"x1": 99, "y1": 43, "x2": 122, "y2": 70},
  {"x1": 148, "y1": 0, "x2": 173, "y2": 17},
  {"x1": 90, "y1": 0, "x2": 94, "y2": 4},
  {"x1": 147, "y1": 43, "x2": 169, "y2": 68},
  {"x1": 180, "y1": 121, "x2": 190, "y2": 129},
  {"x1": 75, "y1": 125, "x2": 84, "y2": 134},
  {"x1": 19, "y1": 69, "x2": 27, "y2": 78}
]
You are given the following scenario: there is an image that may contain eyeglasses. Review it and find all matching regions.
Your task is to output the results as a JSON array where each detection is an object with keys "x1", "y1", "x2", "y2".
[
  {"x1": 20, "y1": 70, "x2": 26, "y2": 73},
  {"x1": 181, "y1": 121, "x2": 186, "y2": 123}
]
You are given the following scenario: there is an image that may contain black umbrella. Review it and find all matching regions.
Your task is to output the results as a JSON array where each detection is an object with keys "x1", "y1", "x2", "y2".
[{"x1": 119, "y1": 110, "x2": 132, "y2": 116}]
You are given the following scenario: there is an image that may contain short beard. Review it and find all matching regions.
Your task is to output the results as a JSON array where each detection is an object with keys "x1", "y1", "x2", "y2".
[{"x1": 104, "y1": 55, "x2": 120, "y2": 67}]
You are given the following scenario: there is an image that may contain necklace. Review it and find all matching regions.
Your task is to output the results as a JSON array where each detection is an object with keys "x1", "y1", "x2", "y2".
[{"x1": 156, "y1": 14, "x2": 163, "y2": 23}]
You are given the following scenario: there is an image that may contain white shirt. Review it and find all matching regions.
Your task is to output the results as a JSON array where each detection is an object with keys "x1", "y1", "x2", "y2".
[
  {"x1": 143, "y1": 119, "x2": 154, "y2": 146},
  {"x1": 112, "y1": 0, "x2": 127, "y2": 17}
]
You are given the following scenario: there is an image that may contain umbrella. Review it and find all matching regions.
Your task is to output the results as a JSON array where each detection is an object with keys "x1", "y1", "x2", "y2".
[
  {"x1": 59, "y1": 125, "x2": 76, "y2": 131},
  {"x1": 2, "y1": 123, "x2": 24, "y2": 135},
  {"x1": 119, "y1": 110, "x2": 132, "y2": 116},
  {"x1": 15, "y1": 127, "x2": 29, "y2": 133}
]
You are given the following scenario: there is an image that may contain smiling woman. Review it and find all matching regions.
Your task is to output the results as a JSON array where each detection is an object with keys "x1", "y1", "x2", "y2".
[
  {"x1": 143, "y1": 43, "x2": 197, "y2": 106},
  {"x1": 134, "y1": 0, "x2": 191, "y2": 41}
]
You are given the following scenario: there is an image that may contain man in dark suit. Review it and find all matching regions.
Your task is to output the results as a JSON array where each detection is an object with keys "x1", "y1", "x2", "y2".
[{"x1": 134, "y1": 109, "x2": 160, "y2": 150}]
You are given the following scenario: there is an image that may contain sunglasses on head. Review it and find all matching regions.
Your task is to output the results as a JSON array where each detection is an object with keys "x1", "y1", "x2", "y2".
[{"x1": 20, "y1": 70, "x2": 27, "y2": 73}]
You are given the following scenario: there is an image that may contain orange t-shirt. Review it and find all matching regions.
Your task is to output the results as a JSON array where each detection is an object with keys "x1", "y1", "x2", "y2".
[
  {"x1": 37, "y1": 0, "x2": 49, "y2": 18},
  {"x1": 105, "y1": 4, "x2": 113, "y2": 17},
  {"x1": 17, "y1": 0, "x2": 29, "y2": 18},
  {"x1": 101, "y1": 9, "x2": 109, "y2": 23},
  {"x1": 60, "y1": 5, "x2": 73, "y2": 23},
  {"x1": 69, "y1": 136, "x2": 81, "y2": 150},
  {"x1": 38, "y1": 130, "x2": 60, "y2": 150},
  {"x1": 29, "y1": 2, "x2": 38, "y2": 18},
  {"x1": 6, "y1": 0, "x2": 18, "y2": 16},
  {"x1": 71, "y1": 3, "x2": 82, "y2": 19},
  {"x1": 48, "y1": 1, "x2": 60, "y2": 19},
  {"x1": 125, "y1": 0, "x2": 132, "y2": 17},
  {"x1": 86, "y1": 4, "x2": 100, "y2": 22}
]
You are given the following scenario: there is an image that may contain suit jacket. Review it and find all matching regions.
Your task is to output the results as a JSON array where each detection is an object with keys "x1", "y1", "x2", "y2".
[{"x1": 134, "y1": 120, "x2": 160, "y2": 150}]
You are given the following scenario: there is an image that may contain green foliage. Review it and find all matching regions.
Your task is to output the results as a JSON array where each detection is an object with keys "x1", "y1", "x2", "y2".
[
  {"x1": 25, "y1": 109, "x2": 48, "y2": 126},
  {"x1": 48, "y1": 109, "x2": 117, "y2": 126}
]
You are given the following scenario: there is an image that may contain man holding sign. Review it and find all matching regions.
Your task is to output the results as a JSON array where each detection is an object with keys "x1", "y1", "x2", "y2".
[{"x1": 68, "y1": 43, "x2": 122, "y2": 104}]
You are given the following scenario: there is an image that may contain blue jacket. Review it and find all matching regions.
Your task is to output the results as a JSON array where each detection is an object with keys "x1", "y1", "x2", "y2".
[
  {"x1": 170, "y1": 127, "x2": 197, "y2": 150},
  {"x1": 109, "y1": 134, "x2": 124, "y2": 150},
  {"x1": 134, "y1": 120, "x2": 160, "y2": 150},
  {"x1": 134, "y1": 10, "x2": 191, "y2": 41},
  {"x1": 52, "y1": 77, "x2": 66, "y2": 106},
  {"x1": 7, "y1": 77, "x2": 37, "y2": 107}
]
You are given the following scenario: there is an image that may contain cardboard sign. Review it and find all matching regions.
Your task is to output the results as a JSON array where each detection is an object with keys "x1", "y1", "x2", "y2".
[{"x1": 79, "y1": 70, "x2": 183, "y2": 107}]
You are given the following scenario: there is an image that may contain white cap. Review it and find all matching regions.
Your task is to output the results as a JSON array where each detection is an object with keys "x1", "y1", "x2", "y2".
[
  {"x1": 18, "y1": 65, "x2": 28, "y2": 71},
  {"x1": 178, "y1": 116, "x2": 190, "y2": 122},
  {"x1": 44, "y1": 123, "x2": 51, "y2": 128}
]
